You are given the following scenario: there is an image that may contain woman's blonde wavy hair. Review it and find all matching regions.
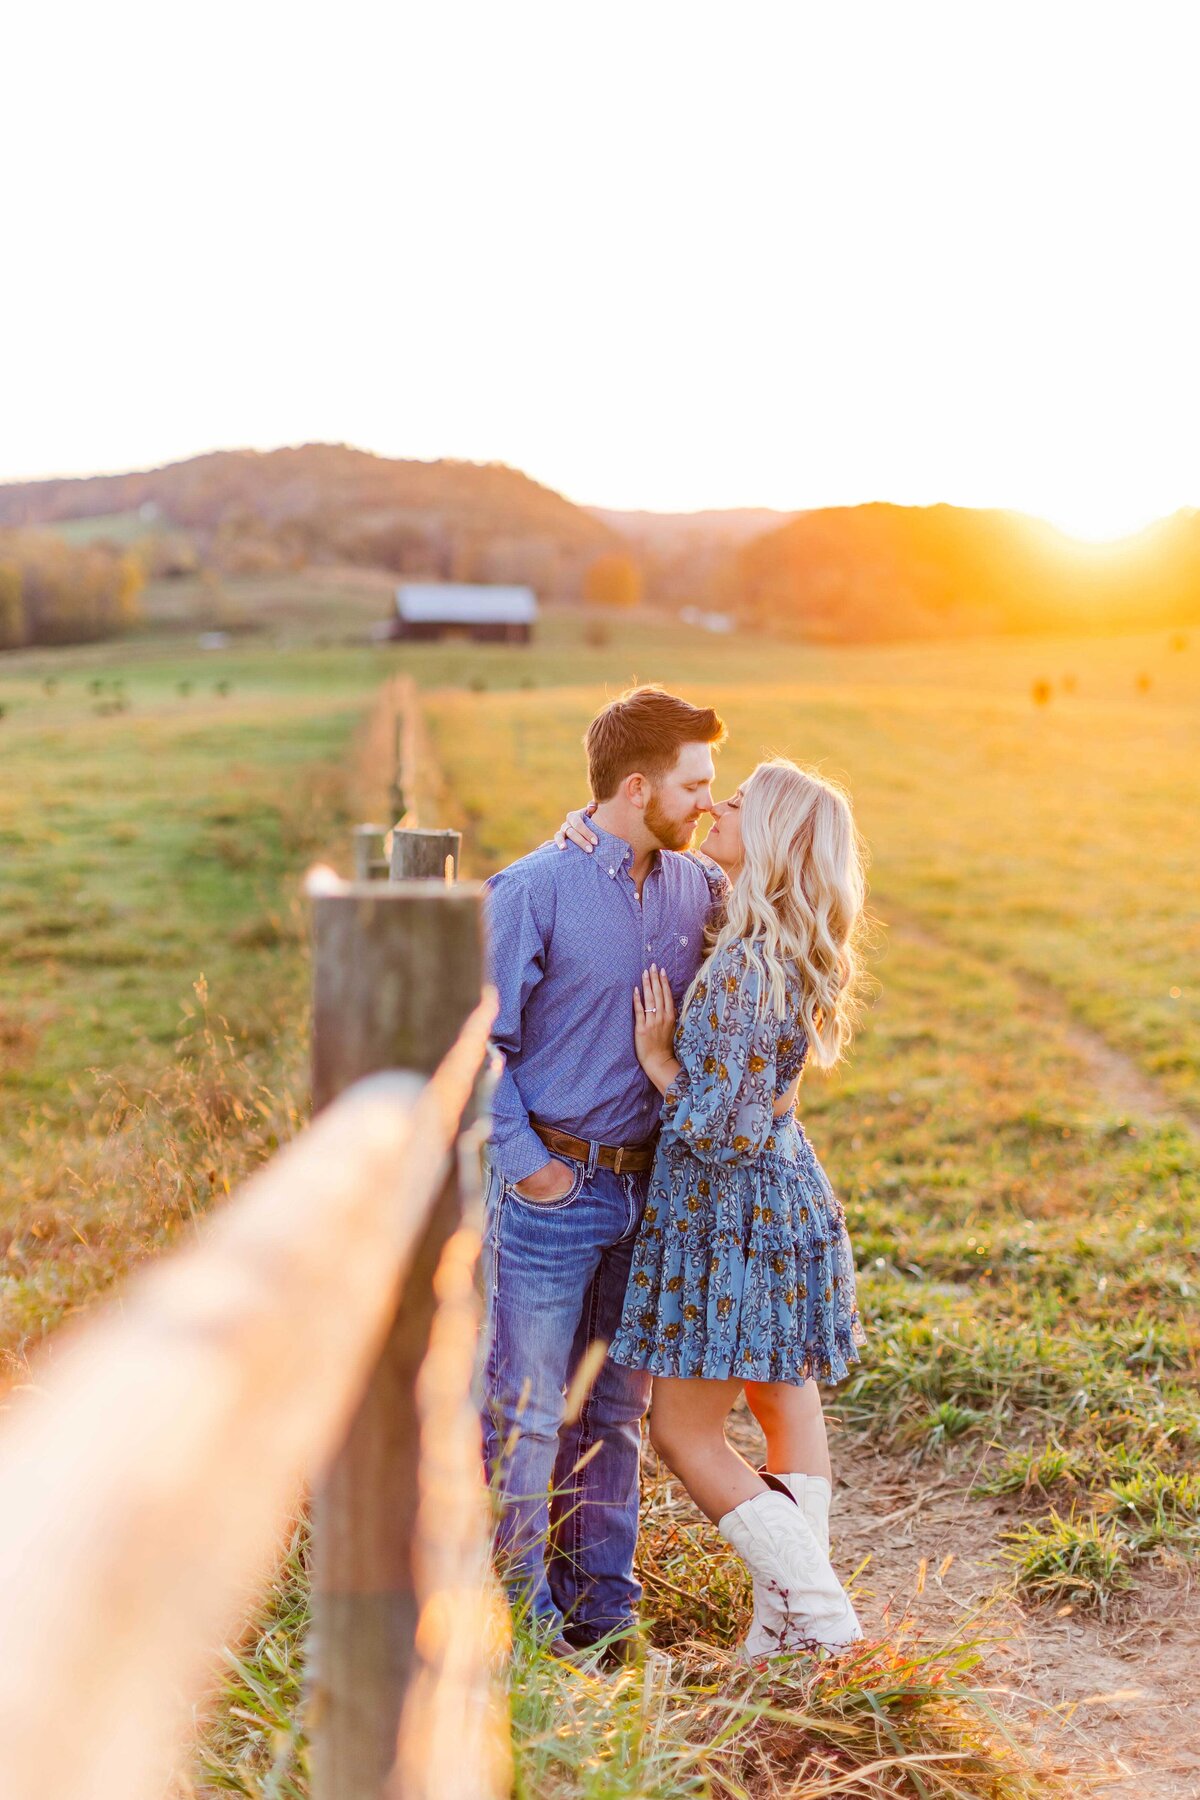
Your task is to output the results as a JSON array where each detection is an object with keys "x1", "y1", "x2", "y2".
[{"x1": 683, "y1": 758, "x2": 868, "y2": 1069}]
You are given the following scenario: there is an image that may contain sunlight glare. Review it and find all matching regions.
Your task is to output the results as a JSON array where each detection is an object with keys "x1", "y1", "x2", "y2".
[{"x1": 1034, "y1": 501, "x2": 1174, "y2": 546}]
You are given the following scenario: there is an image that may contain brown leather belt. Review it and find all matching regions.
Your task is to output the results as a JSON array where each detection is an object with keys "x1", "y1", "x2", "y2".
[{"x1": 532, "y1": 1119, "x2": 657, "y2": 1174}]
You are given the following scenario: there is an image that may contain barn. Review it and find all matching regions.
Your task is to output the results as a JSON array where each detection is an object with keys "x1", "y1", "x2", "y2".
[{"x1": 391, "y1": 582, "x2": 538, "y2": 644}]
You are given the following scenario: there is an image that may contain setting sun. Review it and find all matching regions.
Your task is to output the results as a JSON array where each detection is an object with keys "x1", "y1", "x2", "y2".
[{"x1": 1034, "y1": 502, "x2": 1177, "y2": 546}]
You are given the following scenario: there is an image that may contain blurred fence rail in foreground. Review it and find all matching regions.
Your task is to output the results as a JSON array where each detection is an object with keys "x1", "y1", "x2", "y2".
[{"x1": 0, "y1": 855, "x2": 506, "y2": 1800}]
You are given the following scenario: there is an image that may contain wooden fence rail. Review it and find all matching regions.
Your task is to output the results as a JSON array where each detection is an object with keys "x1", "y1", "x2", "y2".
[{"x1": 0, "y1": 868, "x2": 506, "y2": 1800}]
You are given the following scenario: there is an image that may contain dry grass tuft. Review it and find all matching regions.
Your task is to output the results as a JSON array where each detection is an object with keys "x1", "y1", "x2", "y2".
[{"x1": 505, "y1": 1622, "x2": 1049, "y2": 1800}]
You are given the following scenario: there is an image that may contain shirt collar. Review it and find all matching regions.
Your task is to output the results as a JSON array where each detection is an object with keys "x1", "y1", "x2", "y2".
[
  {"x1": 589, "y1": 821, "x2": 661, "y2": 878},
  {"x1": 589, "y1": 821, "x2": 632, "y2": 871}
]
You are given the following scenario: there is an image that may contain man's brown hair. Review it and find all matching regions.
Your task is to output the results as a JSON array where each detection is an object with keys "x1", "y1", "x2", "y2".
[{"x1": 585, "y1": 685, "x2": 726, "y2": 801}]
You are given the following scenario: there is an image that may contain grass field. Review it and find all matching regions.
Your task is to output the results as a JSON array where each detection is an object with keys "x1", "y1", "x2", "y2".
[
  {"x1": 423, "y1": 649, "x2": 1199, "y2": 1563},
  {"x1": 419, "y1": 630, "x2": 1199, "y2": 1793},
  {"x1": 0, "y1": 626, "x2": 393, "y2": 1380},
  {"x1": 2, "y1": 596, "x2": 1197, "y2": 1795},
  {"x1": 43, "y1": 510, "x2": 167, "y2": 547}
]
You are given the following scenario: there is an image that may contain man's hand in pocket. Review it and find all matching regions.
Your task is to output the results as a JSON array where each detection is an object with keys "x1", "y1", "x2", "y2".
[{"x1": 514, "y1": 1159, "x2": 576, "y2": 1203}]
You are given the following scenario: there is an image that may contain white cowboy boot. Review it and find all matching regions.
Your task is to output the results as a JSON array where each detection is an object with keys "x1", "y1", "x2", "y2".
[
  {"x1": 759, "y1": 1469, "x2": 863, "y2": 1644},
  {"x1": 723, "y1": 1486, "x2": 790, "y2": 1659},
  {"x1": 718, "y1": 1490, "x2": 862, "y2": 1658},
  {"x1": 758, "y1": 1467, "x2": 832, "y2": 1557},
  {"x1": 764, "y1": 1496, "x2": 861, "y2": 1651}
]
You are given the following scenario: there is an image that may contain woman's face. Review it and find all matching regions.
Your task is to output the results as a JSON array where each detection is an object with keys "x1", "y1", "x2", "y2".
[{"x1": 700, "y1": 783, "x2": 745, "y2": 871}]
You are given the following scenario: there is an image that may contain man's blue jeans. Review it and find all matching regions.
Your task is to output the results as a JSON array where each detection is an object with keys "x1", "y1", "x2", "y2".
[{"x1": 480, "y1": 1149, "x2": 652, "y2": 1646}]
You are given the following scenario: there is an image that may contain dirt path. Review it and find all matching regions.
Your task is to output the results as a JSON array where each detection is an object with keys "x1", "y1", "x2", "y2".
[
  {"x1": 832, "y1": 903, "x2": 1200, "y2": 1790},
  {"x1": 875, "y1": 897, "x2": 1200, "y2": 1141},
  {"x1": 647, "y1": 1404, "x2": 1200, "y2": 1794},
  {"x1": 1054, "y1": 1014, "x2": 1197, "y2": 1137},
  {"x1": 824, "y1": 1433, "x2": 1200, "y2": 1797}
]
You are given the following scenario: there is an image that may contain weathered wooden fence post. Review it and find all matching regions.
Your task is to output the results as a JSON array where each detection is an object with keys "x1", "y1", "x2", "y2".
[
  {"x1": 389, "y1": 827, "x2": 461, "y2": 882},
  {"x1": 308, "y1": 869, "x2": 499, "y2": 1799},
  {"x1": 352, "y1": 823, "x2": 391, "y2": 882}
]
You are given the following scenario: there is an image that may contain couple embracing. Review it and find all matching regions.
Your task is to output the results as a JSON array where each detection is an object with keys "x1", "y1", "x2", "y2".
[{"x1": 480, "y1": 686, "x2": 868, "y2": 1667}]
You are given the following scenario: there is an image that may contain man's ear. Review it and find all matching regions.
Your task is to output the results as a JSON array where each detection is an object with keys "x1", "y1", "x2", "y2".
[{"x1": 624, "y1": 772, "x2": 649, "y2": 812}]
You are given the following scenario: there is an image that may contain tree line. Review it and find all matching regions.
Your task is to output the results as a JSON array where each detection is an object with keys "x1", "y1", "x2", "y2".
[
  {"x1": 730, "y1": 503, "x2": 1200, "y2": 640},
  {"x1": 0, "y1": 530, "x2": 144, "y2": 650},
  {"x1": 5, "y1": 442, "x2": 1197, "y2": 642}
]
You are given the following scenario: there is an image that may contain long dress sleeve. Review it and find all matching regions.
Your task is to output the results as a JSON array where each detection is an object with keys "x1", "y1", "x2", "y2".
[
  {"x1": 681, "y1": 848, "x2": 730, "y2": 907},
  {"x1": 659, "y1": 941, "x2": 779, "y2": 1167}
]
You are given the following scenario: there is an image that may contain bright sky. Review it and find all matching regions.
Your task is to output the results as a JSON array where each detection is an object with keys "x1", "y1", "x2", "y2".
[{"x1": 3, "y1": 2, "x2": 1198, "y2": 538}]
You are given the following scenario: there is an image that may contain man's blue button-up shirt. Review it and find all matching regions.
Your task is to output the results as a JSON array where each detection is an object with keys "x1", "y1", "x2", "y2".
[{"x1": 483, "y1": 822, "x2": 724, "y2": 1183}]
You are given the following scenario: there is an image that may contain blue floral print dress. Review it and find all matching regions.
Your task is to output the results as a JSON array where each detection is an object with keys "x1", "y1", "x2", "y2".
[{"x1": 609, "y1": 938, "x2": 866, "y2": 1385}]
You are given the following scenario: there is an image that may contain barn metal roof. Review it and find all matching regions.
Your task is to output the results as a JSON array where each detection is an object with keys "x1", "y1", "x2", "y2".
[{"x1": 394, "y1": 582, "x2": 539, "y2": 623}]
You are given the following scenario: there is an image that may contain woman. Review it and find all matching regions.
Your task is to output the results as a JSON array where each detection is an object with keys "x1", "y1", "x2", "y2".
[{"x1": 560, "y1": 760, "x2": 868, "y2": 1658}]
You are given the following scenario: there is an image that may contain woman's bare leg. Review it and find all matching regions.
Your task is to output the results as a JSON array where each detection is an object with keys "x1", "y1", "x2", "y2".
[
  {"x1": 648, "y1": 1377, "x2": 766, "y2": 1524},
  {"x1": 743, "y1": 1379, "x2": 832, "y2": 1482}
]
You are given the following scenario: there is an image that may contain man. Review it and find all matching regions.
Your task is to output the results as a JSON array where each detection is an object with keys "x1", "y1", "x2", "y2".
[{"x1": 481, "y1": 685, "x2": 726, "y2": 1659}]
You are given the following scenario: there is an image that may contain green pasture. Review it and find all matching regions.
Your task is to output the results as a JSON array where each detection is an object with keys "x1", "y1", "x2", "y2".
[
  {"x1": 0, "y1": 661, "x2": 377, "y2": 1123},
  {"x1": 427, "y1": 653, "x2": 1200, "y2": 1111},
  {"x1": 422, "y1": 646, "x2": 1200, "y2": 1599},
  {"x1": 3, "y1": 603, "x2": 1195, "y2": 1456},
  {"x1": 0, "y1": 630, "x2": 399, "y2": 1383},
  {"x1": 45, "y1": 510, "x2": 163, "y2": 547},
  {"x1": 1, "y1": 598, "x2": 1196, "y2": 1795}
]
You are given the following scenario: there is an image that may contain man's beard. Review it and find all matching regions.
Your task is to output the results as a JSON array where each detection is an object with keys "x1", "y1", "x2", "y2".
[{"x1": 644, "y1": 791, "x2": 696, "y2": 852}]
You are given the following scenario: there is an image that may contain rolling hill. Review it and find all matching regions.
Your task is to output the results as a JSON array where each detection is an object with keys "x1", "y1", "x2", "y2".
[
  {"x1": 5, "y1": 446, "x2": 1199, "y2": 639},
  {"x1": 0, "y1": 445, "x2": 619, "y2": 598}
]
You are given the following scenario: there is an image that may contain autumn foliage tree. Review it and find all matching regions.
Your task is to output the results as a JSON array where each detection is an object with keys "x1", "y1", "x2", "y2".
[
  {"x1": 584, "y1": 551, "x2": 642, "y2": 608},
  {"x1": 0, "y1": 530, "x2": 144, "y2": 649},
  {"x1": 0, "y1": 561, "x2": 23, "y2": 649}
]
